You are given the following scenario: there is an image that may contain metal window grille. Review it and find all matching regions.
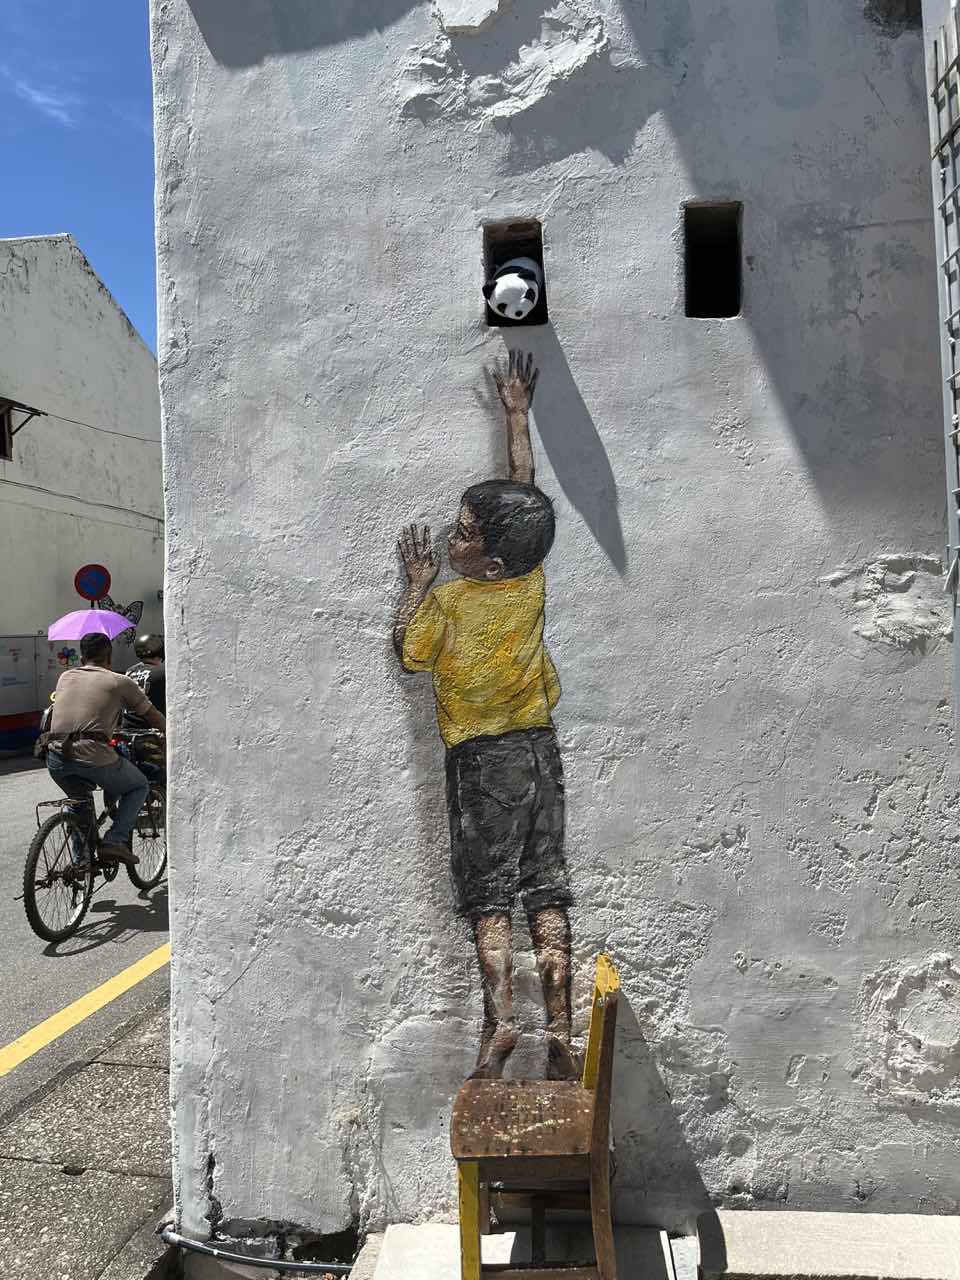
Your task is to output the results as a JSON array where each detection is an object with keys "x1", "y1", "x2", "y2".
[{"x1": 929, "y1": 10, "x2": 960, "y2": 690}]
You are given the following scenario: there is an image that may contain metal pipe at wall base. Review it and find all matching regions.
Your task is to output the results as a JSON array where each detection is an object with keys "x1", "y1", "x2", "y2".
[{"x1": 159, "y1": 1227, "x2": 352, "y2": 1275}]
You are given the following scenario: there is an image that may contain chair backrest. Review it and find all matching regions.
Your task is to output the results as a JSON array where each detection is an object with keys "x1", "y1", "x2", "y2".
[
  {"x1": 581, "y1": 954, "x2": 619, "y2": 1091},
  {"x1": 581, "y1": 954, "x2": 619, "y2": 1152}
]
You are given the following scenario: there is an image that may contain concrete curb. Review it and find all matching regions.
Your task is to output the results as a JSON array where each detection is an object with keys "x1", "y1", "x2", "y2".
[
  {"x1": 350, "y1": 1233, "x2": 384, "y2": 1279},
  {"x1": 98, "y1": 1203, "x2": 176, "y2": 1280},
  {"x1": 698, "y1": 1209, "x2": 960, "y2": 1280}
]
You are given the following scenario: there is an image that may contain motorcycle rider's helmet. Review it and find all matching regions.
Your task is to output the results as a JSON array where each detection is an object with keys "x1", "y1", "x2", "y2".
[{"x1": 134, "y1": 633, "x2": 165, "y2": 661}]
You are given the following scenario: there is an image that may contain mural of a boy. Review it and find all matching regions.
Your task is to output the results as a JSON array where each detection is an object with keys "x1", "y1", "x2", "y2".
[{"x1": 394, "y1": 351, "x2": 578, "y2": 1081}]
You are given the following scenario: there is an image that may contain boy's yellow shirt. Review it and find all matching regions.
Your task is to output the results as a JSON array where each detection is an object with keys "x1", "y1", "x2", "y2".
[{"x1": 402, "y1": 565, "x2": 560, "y2": 749}]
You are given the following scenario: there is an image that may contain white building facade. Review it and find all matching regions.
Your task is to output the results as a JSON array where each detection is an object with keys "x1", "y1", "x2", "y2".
[
  {"x1": 0, "y1": 234, "x2": 163, "y2": 752},
  {"x1": 153, "y1": 0, "x2": 958, "y2": 1253}
]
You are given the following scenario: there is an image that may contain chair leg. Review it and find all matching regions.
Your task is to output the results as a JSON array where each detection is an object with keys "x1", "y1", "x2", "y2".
[
  {"x1": 459, "y1": 1161, "x2": 482, "y2": 1280},
  {"x1": 589, "y1": 1151, "x2": 617, "y2": 1280},
  {"x1": 530, "y1": 1196, "x2": 546, "y2": 1266}
]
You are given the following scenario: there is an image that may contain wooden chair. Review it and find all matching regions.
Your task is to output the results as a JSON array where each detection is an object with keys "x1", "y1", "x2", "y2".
[{"x1": 450, "y1": 954, "x2": 620, "y2": 1280}]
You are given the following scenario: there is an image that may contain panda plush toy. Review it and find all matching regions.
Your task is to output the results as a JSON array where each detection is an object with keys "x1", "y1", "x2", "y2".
[{"x1": 482, "y1": 256, "x2": 543, "y2": 322}]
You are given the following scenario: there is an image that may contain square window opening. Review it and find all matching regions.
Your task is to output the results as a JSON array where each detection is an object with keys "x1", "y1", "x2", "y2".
[
  {"x1": 684, "y1": 202, "x2": 742, "y2": 318},
  {"x1": 483, "y1": 218, "x2": 548, "y2": 327}
]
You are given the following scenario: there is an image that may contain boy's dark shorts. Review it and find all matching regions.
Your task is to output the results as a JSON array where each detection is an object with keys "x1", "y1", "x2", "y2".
[{"x1": 445, "y1": 727, "x2": 571, "y2": 920}]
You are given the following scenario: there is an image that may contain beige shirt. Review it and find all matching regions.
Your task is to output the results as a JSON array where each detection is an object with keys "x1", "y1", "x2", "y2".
[{"x1": 50, "y1": 665, "x2": 153, "y2": 765}]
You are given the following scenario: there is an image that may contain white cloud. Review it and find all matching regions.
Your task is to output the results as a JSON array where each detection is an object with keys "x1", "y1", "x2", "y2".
[{"x1": 0, "y1": 64, "x2": 78, "y2": 126}]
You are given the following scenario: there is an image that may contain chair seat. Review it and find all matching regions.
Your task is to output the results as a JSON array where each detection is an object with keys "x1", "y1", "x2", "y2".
[{"x1": 451, "y1": 1080, "x2": 594, "y2": 1161}]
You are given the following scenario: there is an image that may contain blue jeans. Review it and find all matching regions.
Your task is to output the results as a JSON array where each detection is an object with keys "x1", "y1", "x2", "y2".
[{"x1": 48, "y1": 751, "x2": 149, "y2": 847}]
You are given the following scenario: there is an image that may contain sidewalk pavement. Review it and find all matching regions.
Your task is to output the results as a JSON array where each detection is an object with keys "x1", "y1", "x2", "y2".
[{"x1": 0, "y1": 998, "x2": 174, "y2": 1280}]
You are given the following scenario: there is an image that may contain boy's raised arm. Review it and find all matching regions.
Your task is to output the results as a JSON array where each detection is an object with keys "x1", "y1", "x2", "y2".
[{"x1": 494, "y1": 350, "x2": 539, "y2": 485}]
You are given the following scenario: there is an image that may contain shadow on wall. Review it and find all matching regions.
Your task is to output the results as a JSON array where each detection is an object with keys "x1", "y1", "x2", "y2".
[
  {"x1": 492, "y1": 56, "x2": 663, "y2": 170},
  {"x1": 612, "y1": 993, "x2": 715, "y2": 1235},
  {"x1": 608, "y1": 0, "x2": 940, "y2": 518},
  {"x1": 186, "y1": 0, "x2": 420, "y2": 64},
  {"x1": 418, "y1": 0, "x2": 938, "y2": 522},
  {"x1": 501, "y1": 328, "x2": 627, "y2": 576}
]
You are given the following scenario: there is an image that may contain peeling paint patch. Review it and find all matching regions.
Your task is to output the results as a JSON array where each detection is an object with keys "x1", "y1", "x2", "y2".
[
  {"x1": 785, "y1": 1053, "x2": 806, "y2": 1086},
  {"x1": 809, "y1": 910, "x2": 848, "y2": 947},
  {"x1": 822, "y1": 555, "x2": 950, "y2": 653},
  {"x1": 400, "y1": 2, "x2": 608, "y2": 123},
  {"x1": 860, "y1": 953, "x2": 960, "y2": 1107},
  {"x1": 435, "y1": 0, "x2": 512, "y2": 36},
  {"x1": 677, "y1": 824, "x2": 751, "y2": 885},
  {"x1": 709, "y1": 409, "x2": 755, "y2": 465},
  {"x1": 398, "y1": 38, "x2": 463, "y2": 121}
]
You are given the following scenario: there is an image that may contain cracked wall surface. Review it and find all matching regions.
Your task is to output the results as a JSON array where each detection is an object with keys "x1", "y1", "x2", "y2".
[{"x1": 152, "y1": 0, "x2": 956, "y2": 1245}]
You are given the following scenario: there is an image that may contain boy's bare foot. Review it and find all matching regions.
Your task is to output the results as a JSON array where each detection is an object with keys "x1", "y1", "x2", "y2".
[
  {"x1": 468, "y1": 1020, "x2": 518, "y2": 1080},
  {"x1": 545, "y1": 1032, "x2": 582, "y2": 1081}
]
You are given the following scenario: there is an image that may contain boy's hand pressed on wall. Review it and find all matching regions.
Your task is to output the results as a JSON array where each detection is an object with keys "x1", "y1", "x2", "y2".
[
  {"x1": 494, "y1": 349, "x2": 539, "y2": 413},
  {"x1": 398, "y1": 524, "x2": 440, "y2": 590}
]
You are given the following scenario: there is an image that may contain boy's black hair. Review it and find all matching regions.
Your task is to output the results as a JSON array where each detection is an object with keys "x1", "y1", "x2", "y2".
[
  {"x1": 463, "y1": 480, "x2": 555, "y2": 577},
  {"x1": 80, "y1": 633, "x2": 113, "y2": 665}
]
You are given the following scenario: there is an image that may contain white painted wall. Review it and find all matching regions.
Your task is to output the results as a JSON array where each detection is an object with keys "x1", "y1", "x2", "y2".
[
  {"x1": 153, "y1": 0, "x2": 957, "y2": 1249},
  {"x1": 0, "y1": 235, "x2": 163, "y2": 672}
]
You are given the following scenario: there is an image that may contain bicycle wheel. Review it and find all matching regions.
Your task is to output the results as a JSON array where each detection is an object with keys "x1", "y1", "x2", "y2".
[
  {"x1": 23, "y1": 813, "x2": 94, "y2": 942},
  {"x1": 128, "y1": 785, "x2": 167, "y2": 890}
]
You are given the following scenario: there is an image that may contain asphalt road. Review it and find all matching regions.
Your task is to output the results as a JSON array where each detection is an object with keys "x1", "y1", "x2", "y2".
[{"x1": 0, "y1": 757, "x2": 169, "y2": 1118}]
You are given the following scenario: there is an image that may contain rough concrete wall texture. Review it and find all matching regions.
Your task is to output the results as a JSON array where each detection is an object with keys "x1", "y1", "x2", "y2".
[
  {"x1": 0, "y1": 235, "x2": 163, "y2": 637},
  {"x1": 153, "y1": 0, "x2": 956, "y2": 1244}
]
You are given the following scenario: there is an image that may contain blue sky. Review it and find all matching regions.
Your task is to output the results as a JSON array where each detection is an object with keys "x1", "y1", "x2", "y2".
[{"x1": 0, "y1": 0, "x2": 156, "y2": 351}]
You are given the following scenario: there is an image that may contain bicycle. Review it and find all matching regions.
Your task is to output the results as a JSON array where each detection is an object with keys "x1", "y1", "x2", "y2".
[{"x1": 23, "y1": 731, "x2": 167, "y2": 943}]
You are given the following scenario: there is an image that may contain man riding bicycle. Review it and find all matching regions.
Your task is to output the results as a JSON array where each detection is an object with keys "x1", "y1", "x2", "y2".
[{"x1": 45, "y1": 632, "x2": 166, "y2": 866}]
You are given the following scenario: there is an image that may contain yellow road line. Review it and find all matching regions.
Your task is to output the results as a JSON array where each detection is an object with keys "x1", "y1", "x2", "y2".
[{"x1": 0, "y1": 942, "x2": 170, "y2": 1077}]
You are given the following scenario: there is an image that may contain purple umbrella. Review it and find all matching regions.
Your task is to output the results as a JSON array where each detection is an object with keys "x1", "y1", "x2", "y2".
[{"x1": 48, "y1": 610, "x2": 138, "y2": 642}]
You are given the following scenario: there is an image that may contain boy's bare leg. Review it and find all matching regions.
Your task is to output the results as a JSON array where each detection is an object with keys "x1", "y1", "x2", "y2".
[
  {"x1": 528, "y1": 906, "x2": 581, "y2": 1080},
  {"x1": 469, "y1": 912, "x2": 518, "y2": 1080}
]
